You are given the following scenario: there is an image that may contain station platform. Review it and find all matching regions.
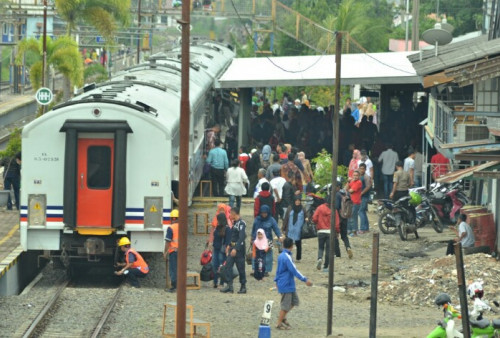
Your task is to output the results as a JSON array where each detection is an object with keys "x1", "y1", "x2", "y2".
[{"x1": 0, "y1": 210, "x2": 21, "y2": 280}]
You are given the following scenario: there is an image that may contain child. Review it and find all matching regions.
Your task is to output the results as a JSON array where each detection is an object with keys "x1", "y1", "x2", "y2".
[{"x1": 253, "y1": 229, "x2": 269, "y2": 281}]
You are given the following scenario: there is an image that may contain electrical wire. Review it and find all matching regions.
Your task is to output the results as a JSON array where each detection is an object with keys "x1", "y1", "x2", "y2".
[
  {"x1": 229, "y1": 0, "x2": 335, "y2": 73},
  {"x1": 229, "y1": 0, "x2": 418, "y2": 76}
]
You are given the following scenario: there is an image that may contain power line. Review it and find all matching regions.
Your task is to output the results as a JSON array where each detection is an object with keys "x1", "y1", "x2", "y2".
[
  {"x1": 229, "y1": 0, "x2": 415, "y2": 76},
  {"x1": 229, "y1": 0, "x2": 335, "y2": 74}
]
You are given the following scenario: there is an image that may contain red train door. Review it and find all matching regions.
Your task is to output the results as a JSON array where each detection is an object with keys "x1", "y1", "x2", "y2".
[{"x1": 76, "y1": 139, "x2": 114, "y2": 227}]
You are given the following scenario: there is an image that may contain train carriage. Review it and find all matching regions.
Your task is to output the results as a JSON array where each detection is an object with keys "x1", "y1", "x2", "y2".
[{"x1": 19, "y1": 41, "x2": 234, "y2": 267}]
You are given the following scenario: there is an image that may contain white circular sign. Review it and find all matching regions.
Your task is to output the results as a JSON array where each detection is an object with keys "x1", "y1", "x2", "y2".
[{"x1": 35, "y1": 87, "x2": 53, "y2": 105}]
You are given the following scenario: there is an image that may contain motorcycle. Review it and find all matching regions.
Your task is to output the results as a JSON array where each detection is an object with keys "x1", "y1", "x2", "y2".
[
  {"x1": 428, "y1": 181, "x2": 470, "y2": 228},
  {"x1": 377, "y1": 195, "x2": 419, "y2": 241},
  {"x1": 427, "y1": 293, "x2": 463, "y2": 338},
  {"x1": 416, "y1": 192, "x2": 444, "y2": 233}
]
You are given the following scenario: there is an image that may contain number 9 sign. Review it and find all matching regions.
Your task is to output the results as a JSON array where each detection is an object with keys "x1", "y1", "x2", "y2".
[{"x1": 260, "y1": 300, "x2": 274, "y2": 326}]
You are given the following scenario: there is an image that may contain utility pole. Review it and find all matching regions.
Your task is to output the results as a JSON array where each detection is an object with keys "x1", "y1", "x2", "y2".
[
  {"x1": 176, "y1": 0, "x2": 190, "y2": 336},
  {"x1": 136, "y1": 0, "x2": 142, "y2": 64},
  {"x1": 327, "y1": 31, "x2": 342, "y2": 337},
  {"x1": 404, "y1": 0, "x2": 410, "y2": 51},
  {"x1": 42, "y1": 0, "x2": 47, "y2": 88},
  {"x1": 412, "y1": 0, "x2": 420, "y2": 51}
]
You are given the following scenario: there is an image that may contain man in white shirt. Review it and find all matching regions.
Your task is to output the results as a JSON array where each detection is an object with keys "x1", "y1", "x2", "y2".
[
  {"x1": 414, "y1": 148, "x2": 424, "y2": 187},
  {"x1": 357, "y1": 149, "x2": 374, "y2": 178},
  {"x1": 270, "y1": 168, "x2": 287, "y2": 220},
  {"x1": 378, "y1": 144, "x2": 399, "y2": 199},
  {"x1": 446, "y1": 214, "x2": 475, "y2": 255},
  {"x1": 253, "y1": 168, "x2": 269, "y2": 198},
  {"x1": 403, "y1": 149, "x2": 416, "y2": 187}
]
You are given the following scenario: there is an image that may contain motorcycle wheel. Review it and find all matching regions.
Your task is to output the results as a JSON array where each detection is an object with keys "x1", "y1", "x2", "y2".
[
  {"x1": 398, "y1": 222, "x2": 408, "y2": 241},
  {"x1": 378, "y1": 210, "x2": 398, "y2": 234},
  {"x1": 432, "y1": 219, "x2": 444, "y2": 233}
]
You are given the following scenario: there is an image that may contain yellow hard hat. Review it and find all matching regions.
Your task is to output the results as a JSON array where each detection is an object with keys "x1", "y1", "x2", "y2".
[
  {"x1": 118, "y1": 237, "x2": 131, "y2": 246},
  {"x1": 171, "y1": 209, "x2": 179, "y2": 218}
]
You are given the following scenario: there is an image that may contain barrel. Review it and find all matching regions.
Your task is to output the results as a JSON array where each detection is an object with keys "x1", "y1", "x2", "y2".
[{"x1": 468, "y1": 213, "x2": 496, "y2": 252}]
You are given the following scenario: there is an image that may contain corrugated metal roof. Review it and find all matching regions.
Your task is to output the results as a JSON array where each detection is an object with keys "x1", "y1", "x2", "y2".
[
  {"x1": 218, "y1": 52, "x2": 420, "y2": 88},
  {"x1": 444, "y1": 54, "x2": 500, "y2": 87},
  {"x1": 435, "y1": 161, "x2": 500, "y2": 184},
  {"x1": 407, "y1": 35, "x2": 500, "y2": 76}
]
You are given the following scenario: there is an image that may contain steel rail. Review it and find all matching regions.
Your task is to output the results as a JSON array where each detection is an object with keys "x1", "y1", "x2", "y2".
[
  {"x1": 90, "y1": 284, "x2": 124, "y2": 338},
  {"x1": 22, "y1": 280, "x2": 70, "y2": 338}
]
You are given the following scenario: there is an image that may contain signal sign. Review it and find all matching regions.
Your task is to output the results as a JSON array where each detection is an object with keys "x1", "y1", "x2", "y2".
[{"x1": 35, "y1": 87, "x2": 53, "y2": 105}]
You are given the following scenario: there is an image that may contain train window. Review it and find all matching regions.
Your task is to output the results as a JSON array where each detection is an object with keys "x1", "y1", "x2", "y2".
[{"x1": 87, "y1": 146, "x2": 111, "y2": 189}]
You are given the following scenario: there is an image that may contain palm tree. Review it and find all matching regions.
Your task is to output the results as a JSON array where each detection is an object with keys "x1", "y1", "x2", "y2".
[
  {"x1": 55, "y1": 0, "x2": 131, "y2": 41},
  {"x1": 16, "y1": 36, "x2": 83, "y2": 91}
]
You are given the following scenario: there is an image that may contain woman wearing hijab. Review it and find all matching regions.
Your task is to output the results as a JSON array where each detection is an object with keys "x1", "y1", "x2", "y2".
[
  {"x1": 211, "y1": 213, "x2": 232, "y2": 288},
  {"x1": 348, "y1": 149, "x2": 361, "y2": 179},
  {"x1": 252, "y1": 229, "x2": 269, "y2": 280},
  {"x1": 282, "y1": 197, "x2": 305, "y2": 261},
  {"x1": 297, "y1": 152, "x2": 313, "y2": 192},
  {"x1": 224, "y1": 159, "x2": 249, "y2": 210},
  {"x1": 261, "y1": 144, "x2": 272, "y2": 169}
]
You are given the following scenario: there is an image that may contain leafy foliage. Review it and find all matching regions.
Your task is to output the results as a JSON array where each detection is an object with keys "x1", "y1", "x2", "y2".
[
  {"x1": 311, "y1": 149, "x2": 348, "y2": 188},
  {"x1": 84, "y1": 63, "x2": 108, "y2": 83},
  {"x1": 15, "y1": 36, "x2": 83, "y2": 90},
  {"x1": 55, "y1": 0, "x2": 131, "y2": 40},
  {"x1": 0, "y1": 129, "x2": 21, "y2": 159}
]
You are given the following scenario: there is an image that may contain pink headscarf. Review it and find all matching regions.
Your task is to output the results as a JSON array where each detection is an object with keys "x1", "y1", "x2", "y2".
[
  {"x1": 348, "y1": 149, "x2": 361, "y2": 178},
  {"x1": 254, "y1": 229, "x2": 269, "y2": 251}
]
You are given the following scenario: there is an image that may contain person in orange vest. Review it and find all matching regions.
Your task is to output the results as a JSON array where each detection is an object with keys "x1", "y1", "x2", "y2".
[
  {"x1": 114, "y1": 237, "x2": 149, "y2": 287},
  {"x1": 164, "y1": 209, "x2": 179, "y2": 293}
]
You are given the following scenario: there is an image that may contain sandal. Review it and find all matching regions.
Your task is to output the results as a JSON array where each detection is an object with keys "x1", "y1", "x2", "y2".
[
  {"x1": 282, "y1": 319, "x2": 292, "y2": 328},
  {"x1": 276, "y1": 323, "x2": 291, "y2": 330}
]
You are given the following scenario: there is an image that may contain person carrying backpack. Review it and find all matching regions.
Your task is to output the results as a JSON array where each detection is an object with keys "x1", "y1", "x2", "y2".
[{"x1": 335, "y1": 180, "x2": 353, "y2": 259}]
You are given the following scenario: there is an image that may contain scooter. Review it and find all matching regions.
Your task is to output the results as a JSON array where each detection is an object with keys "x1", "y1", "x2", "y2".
[
  {"x1": 469, "y1": 293, "x2": 500, "y2": 337},
  {"x1": 427, "y1": 293, "x2": 463, "y2": 338},
  {"x1": 428, "y1": 181, "x2": 469, "y2": 228}
]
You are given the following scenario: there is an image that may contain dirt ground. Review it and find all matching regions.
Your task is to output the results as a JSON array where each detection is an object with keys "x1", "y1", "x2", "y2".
[{"x1": 115, "y1": 200, "x2": 465, "y2": 338}]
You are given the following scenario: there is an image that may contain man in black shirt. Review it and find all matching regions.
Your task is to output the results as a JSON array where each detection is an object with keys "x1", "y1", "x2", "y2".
[
  {"x1": 221, "y1": 207, "x2": 247, "y2": 294},
  {"x1": 335, "y1": 180, "x2": 353, "y2": 259}
]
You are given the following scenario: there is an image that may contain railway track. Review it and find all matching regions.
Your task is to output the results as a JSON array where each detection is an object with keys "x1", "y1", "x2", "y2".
[{"x1": 21, "y1": 279, "x2": 124, "y2": 338}]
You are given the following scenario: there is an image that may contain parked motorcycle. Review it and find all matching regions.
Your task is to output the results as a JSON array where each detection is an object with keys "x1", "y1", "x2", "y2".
[
  {"x1": 377, "y1": 193, "x2": 419, "y2": 241},
  {"x1": 428, "y1": 181, "x2": 470, "y2": 228},
  {"x1": 416, "y1": 191, "x2": 444, "y2": 233},
  {"x1": 468, "y1": 281, "x2": 500, "y2": 338},
  {"x1": 427, "y1": 293, "x2": 463, "y2": 338}
]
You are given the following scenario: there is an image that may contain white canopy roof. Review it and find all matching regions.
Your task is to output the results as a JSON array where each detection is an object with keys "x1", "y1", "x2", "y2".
[{"x1": 218, "y1": 51, "x2": 420, "y2": 88}]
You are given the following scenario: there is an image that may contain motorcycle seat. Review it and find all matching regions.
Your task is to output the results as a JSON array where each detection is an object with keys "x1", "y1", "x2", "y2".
[
  {"x1": 430, "y1": 199, "x2": 446, "y2": 205},
  {"x1": 492, "y1": 319, "x2": 500, "y2": 329},
  {"x1": 470, "y1": 319, "x2": 490, "y2": 329}
]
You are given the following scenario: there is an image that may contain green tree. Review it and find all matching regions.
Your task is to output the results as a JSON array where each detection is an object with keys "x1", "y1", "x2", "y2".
[
  {"x1": 311, "y1": 149, "x2": 348, "y2": 190},
  {"x1": 15, "y1": 36, "x2": 83, "y2": 90},
  {"x1": 84, "y1": 63, "x2": 108, "y2": 84},
  {"x1": 0, "y1": 129, "x2": 21, "y2": 159},
  {"x1": 55, "y1": 0, "x2": 131, "y2": 40}
]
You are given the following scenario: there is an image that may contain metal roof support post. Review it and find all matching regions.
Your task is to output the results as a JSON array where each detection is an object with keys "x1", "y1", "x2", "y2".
[{"x1": 327, "y1": 31, "x2": 342, "y2": 337}]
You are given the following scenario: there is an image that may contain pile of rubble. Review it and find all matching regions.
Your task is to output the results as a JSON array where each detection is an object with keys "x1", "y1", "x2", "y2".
[{"x1": 379, "y1": 254, "x2": 500, "y2": 306}]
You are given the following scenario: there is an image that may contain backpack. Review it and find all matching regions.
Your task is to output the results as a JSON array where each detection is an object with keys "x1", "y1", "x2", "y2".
[
  {"x1": 200, "y1": 262, "x2": 214, "y2": 281},
  {"x1": 340, "y1": 191, "x2": 353, "y2": 219}
]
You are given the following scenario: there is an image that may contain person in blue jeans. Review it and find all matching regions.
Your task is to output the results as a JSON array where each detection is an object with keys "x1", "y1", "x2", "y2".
[
  {"x1": 347, "y1": 171, "x2": 362, "y2": 236},
  {"x1": 358, "y1": 163, "x2": 372, "y2": 234},
  {"x1": 251, "y1": 205, "x2": 282, "y2": 275},
  {"x1": 1, "y1": 152, "x2": 21, "y2": 210},
  {"x1": 210, "y1": 213, "x2": 231, "y2": 288}
]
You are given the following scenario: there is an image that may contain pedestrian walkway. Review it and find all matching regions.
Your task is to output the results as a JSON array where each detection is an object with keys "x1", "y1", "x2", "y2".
[{"x1": 0, "y1": 92, "x2": 35, "y2": 114}]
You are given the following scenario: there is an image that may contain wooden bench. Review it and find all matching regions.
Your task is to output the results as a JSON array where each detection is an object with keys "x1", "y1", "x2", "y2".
[
  {"x1": 186, "y1": 271, "x2": 201, "y2": 290},
  {"x1": 194, "y1": 212, "x2": 210, "y2": 236},
  {"x1": 162, "y1": 302, "x2": 211, "y2": 338}
]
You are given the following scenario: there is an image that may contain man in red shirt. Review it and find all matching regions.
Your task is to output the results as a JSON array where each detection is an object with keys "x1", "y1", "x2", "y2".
[
  {"x1": 238, "y1": 146, "x2": 250, "y2": 172},
  {"x1": 430, "y1": 152, "x2": 450, "y2": 181},
  {"x1": 347, "y1": 170, "x2": 362, "y2": 236}
]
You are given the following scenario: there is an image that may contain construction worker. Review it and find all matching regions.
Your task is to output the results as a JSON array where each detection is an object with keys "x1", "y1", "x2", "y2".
[
  {"x1": 114, "y1": 237, "x2": 149, "y2": 287},
  {"x1": 164, "y1": 209, "x2": 179, "y2": 293}
]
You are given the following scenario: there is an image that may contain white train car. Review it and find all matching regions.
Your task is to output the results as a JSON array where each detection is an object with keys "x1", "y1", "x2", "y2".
[{"x1": 20, "y1": 41, "x2": 234, "y2": 267}]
